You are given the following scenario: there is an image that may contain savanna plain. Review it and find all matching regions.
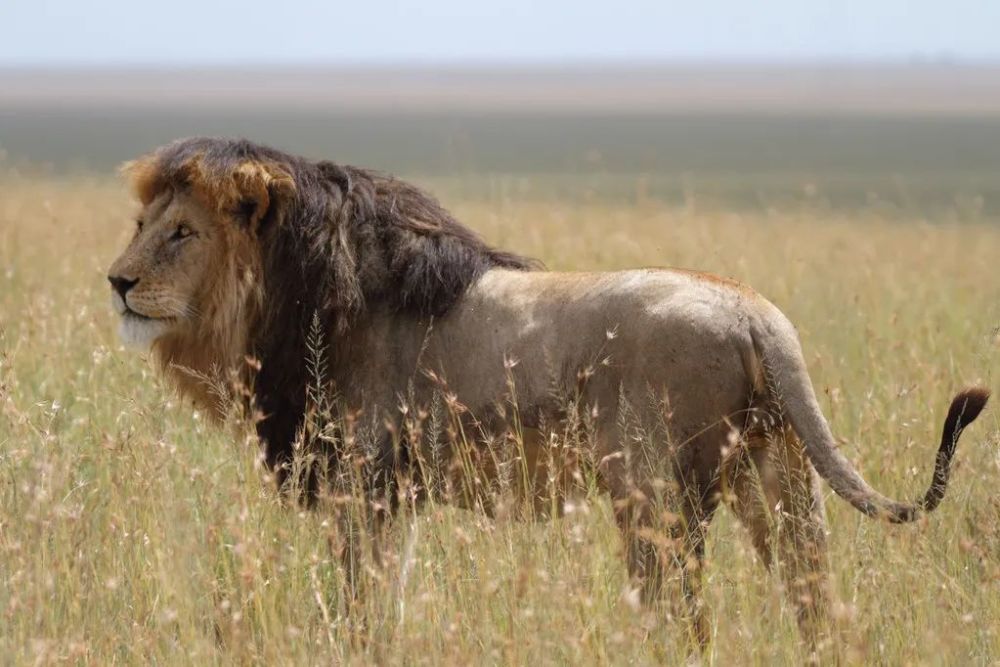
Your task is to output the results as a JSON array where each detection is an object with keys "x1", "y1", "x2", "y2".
[{"x1": 2, "y1": 92, "x2": 1000, "y2": 664}]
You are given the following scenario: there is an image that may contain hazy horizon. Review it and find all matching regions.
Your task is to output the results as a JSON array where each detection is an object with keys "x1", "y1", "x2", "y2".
[{"x1": 3, "y1": 63, "x2": 999, "y2": 116}]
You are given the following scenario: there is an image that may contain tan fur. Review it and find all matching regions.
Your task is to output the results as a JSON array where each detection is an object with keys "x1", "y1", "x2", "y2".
[
  {"x1": 109, "y1": 142, "x2": 989, "y2": 649},
  {"x1": 123, "y1": 152, "x2": 295, "y2": 220}
]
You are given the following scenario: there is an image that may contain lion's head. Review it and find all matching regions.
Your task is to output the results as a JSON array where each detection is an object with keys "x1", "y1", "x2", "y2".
[
  {"x1": 108, "y1": 188, "x2": 232, "y2": 347},
  {"x1": 108, "y1": 137, "x2": 536, "y2": 413}
]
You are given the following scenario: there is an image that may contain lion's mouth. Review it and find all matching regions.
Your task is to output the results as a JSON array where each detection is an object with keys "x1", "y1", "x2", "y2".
[{"x1": 121, "y1": 306, "x2": 175, "y2": 324}]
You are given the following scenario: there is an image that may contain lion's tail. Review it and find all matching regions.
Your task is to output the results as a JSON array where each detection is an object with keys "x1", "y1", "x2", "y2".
[{"x1": 750, "y1": 308, "x2": 990, "y2": 523}]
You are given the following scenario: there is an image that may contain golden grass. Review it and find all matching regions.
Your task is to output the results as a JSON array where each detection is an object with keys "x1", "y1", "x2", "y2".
[{"x1": 1, "y1": 175, "x2": 999, "y2": 664}]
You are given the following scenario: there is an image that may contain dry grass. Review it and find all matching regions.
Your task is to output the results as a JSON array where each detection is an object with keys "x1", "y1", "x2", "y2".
[{"x1": 1, "y1": 174, "x2": 999, "y2": 665}]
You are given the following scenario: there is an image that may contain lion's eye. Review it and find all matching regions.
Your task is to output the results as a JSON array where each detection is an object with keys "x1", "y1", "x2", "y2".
[
  {"x1": 135, "y1": 220, "x2": 144, "y2": 233},
  {"x1": 171, "y1": 224, "x2": 194, "y2": 241}
]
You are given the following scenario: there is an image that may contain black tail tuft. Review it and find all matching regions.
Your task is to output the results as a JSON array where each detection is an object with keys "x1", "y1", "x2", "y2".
[
  {"x1": 947, "y1": 387, "x2": 991, "y2": 432},
  {"x1": 920, "y1": 386, "x2": 990, "y2": 514}
]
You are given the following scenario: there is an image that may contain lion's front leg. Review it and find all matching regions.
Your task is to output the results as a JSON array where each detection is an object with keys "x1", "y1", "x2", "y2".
[{"x1": 327, "y1": 499, "x2": 394, "y2": 646}]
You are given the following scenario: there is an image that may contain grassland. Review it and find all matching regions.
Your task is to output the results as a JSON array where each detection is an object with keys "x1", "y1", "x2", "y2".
[
  {"x1": 6, "y1": 108, "x2": 1000, "y2": 220},
  {"x1": 1, "y1": 164, "x2": 999, "y2": 664}
]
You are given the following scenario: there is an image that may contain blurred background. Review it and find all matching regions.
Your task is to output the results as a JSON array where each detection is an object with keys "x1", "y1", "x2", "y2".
[{"x1": 2, "y1": 0, "x2": 1000, "y2": 216}]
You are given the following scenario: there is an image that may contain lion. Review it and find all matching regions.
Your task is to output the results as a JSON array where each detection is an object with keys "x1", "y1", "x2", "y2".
[{"x1": 108, "y1": 137, "x2": 989, "y2": 647}]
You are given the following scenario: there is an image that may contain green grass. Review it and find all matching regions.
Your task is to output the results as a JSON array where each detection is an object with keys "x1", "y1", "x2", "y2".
[{"x1": 1, "y1": 174, "x2": 999, "y2": 664}]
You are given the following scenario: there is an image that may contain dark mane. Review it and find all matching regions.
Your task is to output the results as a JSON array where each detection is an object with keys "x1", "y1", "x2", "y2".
[
  {"x1": 127, "y1": 137, "x2": 539, "y2": 486},
  {"x1": 129, "y1": 136, "x2": 538, "y2": 330}
]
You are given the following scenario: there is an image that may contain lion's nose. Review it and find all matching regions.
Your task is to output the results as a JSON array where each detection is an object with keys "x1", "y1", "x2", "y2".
[{"x1": 108, "y1": 275, "x2": 139, "y2": 301}]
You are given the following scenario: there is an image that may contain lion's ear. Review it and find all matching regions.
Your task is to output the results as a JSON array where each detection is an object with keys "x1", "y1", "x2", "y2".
[
  {"x1": 120, "y1": 155, "x2": 164, "y2": 205},
  {"x1": 231, "y1": 161, "x2": 296, "y2": 232},
  {"x1": 121, "y1": 151, "x2": 203, "y2": 204}
]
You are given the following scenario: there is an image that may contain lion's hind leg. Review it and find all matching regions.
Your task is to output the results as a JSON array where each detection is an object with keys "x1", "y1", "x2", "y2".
[
  {"x1": 613, "y1": 482, "x2": 718, "y2": 650},
  {"x1": 725, "y1": 439, "x2": 775, "y2": 568},
  {"x1": 726, "y1": 428, "x2": 831, "y2": 650}
]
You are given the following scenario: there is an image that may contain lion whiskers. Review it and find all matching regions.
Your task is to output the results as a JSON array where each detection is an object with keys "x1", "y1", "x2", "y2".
[{"x1": 164, "y1": 296, "x2": 199, "y2": 320}]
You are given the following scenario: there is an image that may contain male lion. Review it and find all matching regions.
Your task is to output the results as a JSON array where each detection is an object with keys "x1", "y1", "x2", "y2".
[{"x1": 108, "y1": 137, "x2": 988, "y2": 646}]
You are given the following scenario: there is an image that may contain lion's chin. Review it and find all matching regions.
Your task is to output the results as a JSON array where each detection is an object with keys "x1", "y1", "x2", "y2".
[{"x1": 118, "y1": 313, "x2": 173, "y2": 350}]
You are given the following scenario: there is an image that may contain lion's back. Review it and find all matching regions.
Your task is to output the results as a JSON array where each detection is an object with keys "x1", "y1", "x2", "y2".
[
  {"x1": 440, "y1": 268, "x2": 763, "y2": 400},
  {"x1": 467, "y1": 267, "x2": 760, "y2": 341}
]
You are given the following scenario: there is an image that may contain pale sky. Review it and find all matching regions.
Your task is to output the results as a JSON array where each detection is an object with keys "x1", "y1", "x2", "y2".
[{"x1": 1, "y1": 0, "x2": 999, "y2": 65}]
